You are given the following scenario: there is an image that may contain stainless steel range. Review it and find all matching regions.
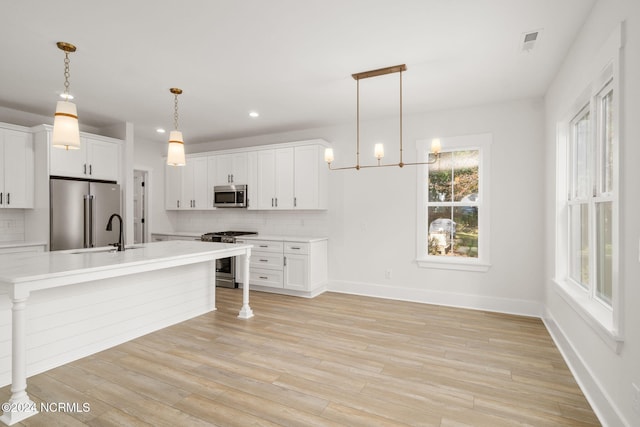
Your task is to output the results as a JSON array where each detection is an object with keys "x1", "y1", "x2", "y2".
[{"x1": 201, "y1": 231, "x2": 257, "y2": 288}]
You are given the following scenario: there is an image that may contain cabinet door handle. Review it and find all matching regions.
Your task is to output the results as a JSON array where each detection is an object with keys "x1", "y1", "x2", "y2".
[
  {"x1": 259, "y1": 259, "x2": 268, "y2": 262},
  {"x1": 177, "y1": 200, "x2": 180, "y2": 208},
  {"x1": 6, "y1": 193, "x2": 9, "y2": 205},
  {"x1": 231, "y1": 173, "x2": 234, "y2": 182},
  {"x1": 259, "y1": 245, "x2": 268, "y2": 248},
  {"x1": 284, "y1": 256, "x2": 287, "y2": 266},
  {"x1": 275, "y1": 198, "x2": 278, "y2": 207},
  {"x1": 271, "y1": 198, "x2": 274, "y2": 207},
  {"x1": 89, "y1": 164, "x2": 92, "y2": 175},
  {"x1": 294, "y1": 197, "x2": 297, "y2": 207},
  {"x1": 84, "y1": 164, "x2": 87, "y2": 174},
  {"x1": 0, "y1": 193, "x2": 3, "y2": 204},
  {"x1": 259, "y1": 276, "x2": 268, "y2": 280},
  {"x1": 290, "y1": 246, "x2": 301, "y2": 250}
]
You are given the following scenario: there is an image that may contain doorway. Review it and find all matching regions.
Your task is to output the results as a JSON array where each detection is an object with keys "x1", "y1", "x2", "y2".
[{"x1": 133, "y1": 169, "x2": 148, "y2": 243}]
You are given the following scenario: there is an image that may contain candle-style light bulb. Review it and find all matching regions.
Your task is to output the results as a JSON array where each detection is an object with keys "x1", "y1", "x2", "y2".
[
  {"x1": 374, "y1": 143, "x2": 385, "y2": 160},
  {"x1": 324, "y1": 148, "x2": 334, "y2": 163},
  {"x1": 431, "y1": 138, "x2": 441, "y2": 155}
]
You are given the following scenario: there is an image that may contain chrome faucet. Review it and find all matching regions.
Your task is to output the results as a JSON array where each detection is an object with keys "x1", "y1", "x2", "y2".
[{"x1": 106, "y1": 213, "x2": 124, "y2": 251}]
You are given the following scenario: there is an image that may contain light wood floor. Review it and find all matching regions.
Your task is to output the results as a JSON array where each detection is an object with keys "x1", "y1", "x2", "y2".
[{"x1": 1, "y1": 288, "x2": 600, "y2": 426}]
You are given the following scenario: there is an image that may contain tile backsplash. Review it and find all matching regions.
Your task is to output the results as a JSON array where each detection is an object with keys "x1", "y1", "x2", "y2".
[
  {"x1": 0, "y1": 210, "x2": 25, "y2": 242},
  {"x1": 175, "y1": 209, "x2": 329, "y2": 237}
]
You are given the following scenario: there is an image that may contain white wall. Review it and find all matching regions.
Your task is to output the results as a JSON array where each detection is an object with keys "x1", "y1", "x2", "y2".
[
  {"x1": 0, "y1": 210, "x2": 24, "y2": 242},
  {"x1": 544, "y1": 1, "x2": 640, "y2": 426},
  {"x1": 160, "y1": 97, "x2": 545, "y2": 316},
  {"x1": 132, "y1": 137, "x2": 177, "y2": 236}
]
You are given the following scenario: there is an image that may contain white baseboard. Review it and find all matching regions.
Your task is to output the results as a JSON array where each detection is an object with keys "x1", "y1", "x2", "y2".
[
  {"x1": 328, "y1": 280, "x2": 543, "y2": 317},
  {"x1": 244, "y1": 284, "x2": 327, "y2": 298},
  {"x1": 543, "y1": 311, "x2": 629, "y2": 427}
]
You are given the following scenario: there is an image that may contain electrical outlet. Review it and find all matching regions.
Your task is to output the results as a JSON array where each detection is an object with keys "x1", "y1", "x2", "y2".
[
  {"x1": 385, "y1": 269, "x2": 392, "y2": 279},
  {"x1": 633, "y1": 383, "x2": 640, "y2": 414}
]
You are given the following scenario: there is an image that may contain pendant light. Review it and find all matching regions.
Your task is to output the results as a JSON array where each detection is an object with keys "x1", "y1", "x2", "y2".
[
  {"x1": 324, "y1": 64, "x2": 441, "y2": 170},
  {"x1": 167, "y1": 88, "x2": 186, "y2": 166},
  {"x1": 52, "y1": 42, "x2": 81, "y2": 150}
]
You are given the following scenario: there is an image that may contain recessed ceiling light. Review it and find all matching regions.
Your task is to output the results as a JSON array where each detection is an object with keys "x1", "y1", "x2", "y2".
[
  {"x1": 156, "y1": 128, "x2": 166, "y2": 134},
  {"x1": 249, "y1": 111, "x2": 259, "y2": 118},
  {"x1": 59, "y1": 93, "x2": 74, "y2": 100}
]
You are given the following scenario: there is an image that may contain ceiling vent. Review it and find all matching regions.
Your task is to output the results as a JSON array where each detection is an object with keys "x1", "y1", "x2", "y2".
[{"x1": 521, "y1": 29, "x2": 542, "y2": 52}]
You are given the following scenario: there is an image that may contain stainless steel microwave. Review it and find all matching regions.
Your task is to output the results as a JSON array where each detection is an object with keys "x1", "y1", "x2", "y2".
[{"x1": 213, "y1": 184, "x2": 248, "y2": 208}]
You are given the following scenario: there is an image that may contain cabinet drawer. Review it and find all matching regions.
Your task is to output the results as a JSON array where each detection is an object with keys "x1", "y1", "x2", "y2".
[
  {"x1": 251, "y1": 253, "x2": 283, "y2": 270},
  {"x1": 250, "y1": 240, "x2": 284, "y2": 253},
  {"x1": 250, "y1": 268, "x2": 283, "y2": 288},
  {"x1": 284, "y1": 242, "x2": 309, "y2": 254}
]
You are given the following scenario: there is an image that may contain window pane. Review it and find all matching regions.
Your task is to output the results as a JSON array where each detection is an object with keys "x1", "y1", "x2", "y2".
[
  {"x1": 427, "y1": 206, "x2": 478, "y2": 258},
  {"x1": 427, "y1": 206, "x2": 453, "y2": 255},
  {"x1": 452, "y1": 150, "x2": 479, "y2": 202},
  {"x1": 428, "y1": 152, "x2": 452, "y2": 202},
  {"x1": 596, "y1": 202, "x2": 613, "y2": 305},
  {"x1": 569, "y1": 204, "x2": 589, "y2": 288},
  {"x1": 452, "y1": 206, "x2": 478, "y2": 258},
  {"x1": 600, "y1": 90, "x2": 614, "y2": 194},
  {"x1": 572, "y1": 110, "x2": 590, "y2": 199}
]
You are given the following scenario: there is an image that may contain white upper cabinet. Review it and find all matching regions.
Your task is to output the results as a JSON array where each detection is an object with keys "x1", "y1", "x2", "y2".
[
  {"x1": 257, "y1": 148, "x2": 294, "y2": 210},
  {"x1": 214, "y1": 152, "x2": 248, "y2": 185},
  {"x1": 165, "y1": 163, "x2": 183, "y2": 210},
  {"x1": 293, "y1": 145, "x2": 327, "y2": 209},
  {"x1": 166, "y1": 156, "x2": 210, "y2": 210},
  {"x1": 50, "y1": 133, "x2": 120, "y2": 182},
  {"x1": 86, "y1": 137, "x2": 120, "y2": 181},
  {"x1": 165, "y1": 139, "x2": 328, "y2": 211},
  {"x1": 182, "y1": 157, "x2": 208, "y2": 209},
  {"x1": 0, "y1": 126, "x2": 34, "y2": 209},
  {"x1": 255, "y1": 144, "x2": 327, "y2": 210}
]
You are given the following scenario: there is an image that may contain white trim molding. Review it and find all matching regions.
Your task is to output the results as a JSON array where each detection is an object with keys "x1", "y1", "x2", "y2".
[
  {"x1": 328, "y1": 280, "x2": 542, "y2": 318},
  {"x1": 544, "y1": 311, "x2": 630, "y2": 427}
]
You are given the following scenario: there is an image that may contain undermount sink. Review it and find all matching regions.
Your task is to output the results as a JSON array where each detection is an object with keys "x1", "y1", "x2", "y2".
[{"x1": 68, "y1": 245, "x2": 144, "y2": 254}]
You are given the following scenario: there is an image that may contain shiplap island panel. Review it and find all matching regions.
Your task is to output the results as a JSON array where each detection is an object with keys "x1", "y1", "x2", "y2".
[{"x1": 0, "y1": 240, "x2": 253, "y2": 425}]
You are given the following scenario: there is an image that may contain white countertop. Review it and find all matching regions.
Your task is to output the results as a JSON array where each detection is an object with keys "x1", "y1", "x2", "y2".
[
  {"x1": 0, "y1": 240, "x2": 252, "y2": 290},
  {"x1": 0, "y1": 241, "x2": 47, "y2": 249},
  {"x1": 237, "y1": 235, "x2": 328, "y2": 243}
]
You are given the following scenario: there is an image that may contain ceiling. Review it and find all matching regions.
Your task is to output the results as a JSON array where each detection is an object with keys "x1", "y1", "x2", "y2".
[{"x1": 0, "y1": 0, "x2": 595, "y2": 145}]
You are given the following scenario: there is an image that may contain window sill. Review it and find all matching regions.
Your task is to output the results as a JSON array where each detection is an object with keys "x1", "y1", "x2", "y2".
[
  {"x1": 553, "y1": 278, "x2": 623, "y2": 353},
  {"x1": 416, "y1": 258, "x2": 491, "y2": 272}
]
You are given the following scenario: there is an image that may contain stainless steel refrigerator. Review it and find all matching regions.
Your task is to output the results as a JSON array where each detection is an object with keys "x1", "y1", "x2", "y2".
[{"x1": 50, "y1": 178, "x2": 121, "y2": 251}]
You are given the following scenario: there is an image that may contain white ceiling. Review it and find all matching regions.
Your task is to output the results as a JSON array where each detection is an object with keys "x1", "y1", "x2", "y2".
[{"x1": 1, "y1": 0, "x2": 595, "y2": 145}]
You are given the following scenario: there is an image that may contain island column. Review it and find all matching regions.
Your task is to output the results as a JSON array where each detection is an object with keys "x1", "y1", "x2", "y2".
[
  {"x1": 0, "y1": 289, "x2": 38, "y2": 425},
  {"x1": 237, "y1": 247, "x2": 254, "y2": 319}
]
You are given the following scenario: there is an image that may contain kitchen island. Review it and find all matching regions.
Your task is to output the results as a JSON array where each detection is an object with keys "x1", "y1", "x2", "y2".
[{"x1": 0, "y1": 240, "x2": 253, "y2": 425}]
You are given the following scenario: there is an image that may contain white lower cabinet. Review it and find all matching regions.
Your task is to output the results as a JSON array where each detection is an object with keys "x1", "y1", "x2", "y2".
[
  {"x1": 247, "y1": 240, "x2": 284, "y2": 288},
  {"x1": 236, "y1": 237, "x2": 327, "y2": 296}
]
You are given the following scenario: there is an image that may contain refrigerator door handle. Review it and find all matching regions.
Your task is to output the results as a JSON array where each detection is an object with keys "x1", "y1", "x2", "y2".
[
  {"x1": 88, "y1": 195, "x2": 95, "y2": 247},
  {"x1": 83, "y1": 196, "x2": 90, "y2": 248}
]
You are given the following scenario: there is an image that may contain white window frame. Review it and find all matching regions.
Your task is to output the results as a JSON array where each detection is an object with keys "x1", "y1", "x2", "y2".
[
  {"x1": 554, "y1": 24, "x2": 623, "y2": 352},
  {"x1": 416, "y1": 133, "x2": 491, "y2": 272}
]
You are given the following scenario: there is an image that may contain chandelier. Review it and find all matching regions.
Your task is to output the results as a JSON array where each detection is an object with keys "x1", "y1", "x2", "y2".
[{"x1": 324, "y1": 64, "x2": 441, "y2": 170}]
